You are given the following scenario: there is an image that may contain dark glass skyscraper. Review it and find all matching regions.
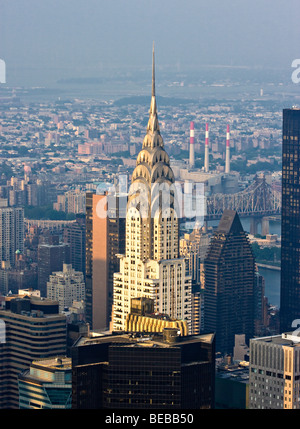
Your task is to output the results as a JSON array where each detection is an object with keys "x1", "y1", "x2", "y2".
[
  {"x1": 71, "y1": 330, "x2": 215, "y2": 409},
  {"x1": 280, "y1": 108, "x2": 300, "y2": 333},
  {"x1": 204, "y1": 209, "x2": 255, "y2": 355}
]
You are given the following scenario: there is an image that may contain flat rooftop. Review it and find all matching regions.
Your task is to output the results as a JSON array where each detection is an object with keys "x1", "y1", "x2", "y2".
[
  {"x1": 251, "y1": 332, "x2": 300, "y2": 347},
  {"x1": 75, "y1": 331, "x2": 215, "y2": 349},
  {"x1": 31, "y1": 356, "x2": 71, "y2": 370}
]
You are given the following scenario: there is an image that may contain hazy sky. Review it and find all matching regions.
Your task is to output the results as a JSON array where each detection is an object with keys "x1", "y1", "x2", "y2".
[{"x1": 1, "y1": 0, "x2": 300, "y2": 85}]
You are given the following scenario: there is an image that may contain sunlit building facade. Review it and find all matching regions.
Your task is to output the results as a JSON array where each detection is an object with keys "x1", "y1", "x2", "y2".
[
  {"x1": 249, "y1": 332, "x2": 300, "y2": 409},
  {"x1": 18, "y1": 357, "x2": 72, "y2": 409},
  {"x1": 112, "y1": 47, "x2": 192, "y2": 332}
]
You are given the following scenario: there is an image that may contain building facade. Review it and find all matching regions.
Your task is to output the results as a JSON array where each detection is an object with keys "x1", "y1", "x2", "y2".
[
  {"x1": 0, "y1": 295, "x2": 67, "y2": 409},
  {"x1": 71, "y1": 330, "x2": 215, "y2": 409},
  {"x1": 179, "y1": 227, "x2": 211, "y2": 334},
  {"x1": 85, "y1": 192, "x2": 125, "y2": 330},
  {"x1": 249, "y1": 332, "x2": 300, "y2": 409},
  {"x1": 47, "y1": 264, "x2": 85, "y2": 312},
  {"x1": 63, "y1": 214, "x2": 86, "y2": 277},
  {"x1": 0, "y1": 204, "x2": 24, "y2": 267},
  {"x1": 18, "y1": 357, "x2": 72, "y2": 409},
  {"x1": 204, "y1": 209, "x2": 255, "y2": 355},
  {"x1": 280, "y1": 107, "x2": 300, "y2": 333},
  {"x1": 37, "y1": 242, "x2": 70, "y2": 297},
  {"x1": 112, "y1": 47, "x2": 192, "y2": 332}
]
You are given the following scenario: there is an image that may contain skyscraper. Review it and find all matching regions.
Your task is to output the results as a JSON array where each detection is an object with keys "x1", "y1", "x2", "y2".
[
  {"x1": 85, "y1": 191, "x2": 125, "y2": 330},
  {"x1": 18, "y1": 357, "x2": 72, "y2": 409},
  {"x1": 180, "y1": 226, "x2": 211, "y2": 334},
  {"x1": 249, "y1": 331, "x2": 300, "y2": 409},
  {"x1": 37, "y1": 242, "x2": 70, "y2": 297},
  {"x1": 0, "y1": 295, "x2": 67, "y2": 409},
  {"x1": 112, "y1": 46, "x2": 192, "y2": 332},
  {"x1": 71, "y1": 330, "x2": 215, "y2": 409},
  {"x1": 0, "y1": 204, "x2": 24, "y2": 267},
  {"x1": 204, "y1": 209, "x2": 255, "y2": 355},
  {"x1": 47, "y1": 264, "x2": 85, "y2": 313},
  {"x1": 280, "y1": 107, "x2": 300, "y2": 333},
  {"x1": 63, "y1": 213, "x2": 86, "y2": 276}
]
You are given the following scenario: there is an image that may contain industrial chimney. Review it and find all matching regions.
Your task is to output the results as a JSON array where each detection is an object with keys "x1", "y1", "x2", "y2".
[
  {"x1": 189, "y1": 121, "x2": 195, "y2": 168},
  {"x1": 225, "y1": 124, "x2": 230, "y2": 174},
  {"x1": 204, "y1": 123, "x2": 209, "y2": 173}
]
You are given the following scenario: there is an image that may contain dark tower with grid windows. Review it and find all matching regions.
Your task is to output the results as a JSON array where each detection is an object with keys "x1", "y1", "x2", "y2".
[
  {"x1": 280, "y1": 108, "x2": 300, "y2": 333},
  {"x1": 204, "y1": 209, "x2": 255, "y2": 356}
]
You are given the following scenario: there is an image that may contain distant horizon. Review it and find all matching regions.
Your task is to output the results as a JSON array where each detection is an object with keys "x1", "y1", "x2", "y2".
[{"x1": 1, "y1": 0, "x2": 300, "y2": 90}]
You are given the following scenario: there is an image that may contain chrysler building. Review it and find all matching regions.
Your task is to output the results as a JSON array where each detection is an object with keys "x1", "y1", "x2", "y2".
[{"x1": 112, "y1": 46, "x2": 192, "y2": 332}]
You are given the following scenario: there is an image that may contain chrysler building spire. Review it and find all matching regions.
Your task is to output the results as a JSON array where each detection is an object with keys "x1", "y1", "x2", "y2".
[
  {"x1": 112, "y1": 46, "x2": 192, "y2": 333},
  {"x1": 152, "y1": 41, "x2": 155, "y2": 97},
  {"x1": 147, "y1": 42, "x2": 159, "y2": 133}
]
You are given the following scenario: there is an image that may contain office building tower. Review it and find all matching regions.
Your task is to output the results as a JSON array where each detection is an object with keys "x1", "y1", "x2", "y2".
[
  {"x1": 0, "y1": 295, "x2": 67, "y2": 409},
  {"x1": 249, "y1": 331, "x2": 300, "y2": 409},
  {"x1": 85, "y1": 191, "x2": 125, "y2": 330},
  {"x1": 280, "y1": 107, "x2": 300, "y2": 333},
  {"x1": 112, "y1": 46, "x2": 192, "y2": 332},
  {"x1": 254, "y1": 271, "x2": 268, "y2": 336},
  {"x1": 63, "y1": 214, "x2": 86, "y2": 276},
  {"x1": 180, "y1": 227, "x2": 211, "y2": 334},
  {"x1": 37, "y1": 242, "x2": 70, "y2": 297},
  {"x1": 71, "y1": 329, "x2": 215, "y2": 409},
  {"x1": 0, "y1": 204, "x2": 24, "y2": 267},
  {"x1": 204, "y1": 209, "x2": 255, "y2": 355},
  {"x1": 47, "y1": 264, "x2": 85, "y2": 313},
  {"x1": 179, "y1": 226, "x2": 210, "y2": 286},
  {"x1": 18, "y1": 357, "x2": 72, "y2": 409}
]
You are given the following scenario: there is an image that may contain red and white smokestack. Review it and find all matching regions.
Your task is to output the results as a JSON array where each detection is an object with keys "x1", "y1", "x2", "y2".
[
  {"x1": 189, "y1": 121, "x2": 195, "y2": 168},
  {"x1": 225, "y1": 124, "x2": 230, "y2": 174},
  {"x1": 204, "y1": 123, "x2": 209, "y2": 173}
]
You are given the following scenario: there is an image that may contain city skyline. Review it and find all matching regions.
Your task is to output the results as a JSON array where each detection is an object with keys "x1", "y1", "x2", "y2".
[{"x1": 0, "y1": 0, "x2": 300, "y2": 411}]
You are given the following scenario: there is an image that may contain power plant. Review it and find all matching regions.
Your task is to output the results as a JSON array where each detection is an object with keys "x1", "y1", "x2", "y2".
[
  {"x1": 175, "y1": 121, "x2": 238, "y2": 198},
  {"x1": 187, "y1": 122, "x2": 231, "y2": 177}
]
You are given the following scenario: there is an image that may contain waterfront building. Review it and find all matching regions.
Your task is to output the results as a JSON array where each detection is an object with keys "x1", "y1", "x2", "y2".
[
  {"x1": 280, "y1": 107, "x2": 300, "y2": 333},
  {"x1": 204, "y1": 209, "x2": 255, "y2": 355}
]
